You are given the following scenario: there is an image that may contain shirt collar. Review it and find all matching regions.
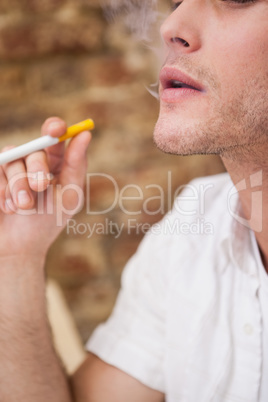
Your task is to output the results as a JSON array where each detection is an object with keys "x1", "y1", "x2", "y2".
[{"x1": 219, "y1": 190, "x2": 258, "y2": 277}]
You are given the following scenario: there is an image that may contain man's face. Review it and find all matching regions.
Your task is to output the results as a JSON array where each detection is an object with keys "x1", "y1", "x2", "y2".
[{"x1": 154, "y1": 0, "x2": 268, "y2": 157}]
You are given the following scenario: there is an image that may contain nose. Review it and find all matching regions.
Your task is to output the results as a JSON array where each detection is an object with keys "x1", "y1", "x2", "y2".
[{"x1": 160, "y1": 1, "x2": 203, "y2": 54}]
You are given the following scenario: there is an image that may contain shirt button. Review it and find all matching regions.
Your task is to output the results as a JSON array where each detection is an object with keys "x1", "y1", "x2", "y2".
[{"x1": 243, "y1": 323, "x2": 254, "y2": 335}]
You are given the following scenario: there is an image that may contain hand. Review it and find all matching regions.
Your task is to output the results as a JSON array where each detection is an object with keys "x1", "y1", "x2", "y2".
[{"x1": 0, "y1": 117, "x2": 92, "y2": 258}]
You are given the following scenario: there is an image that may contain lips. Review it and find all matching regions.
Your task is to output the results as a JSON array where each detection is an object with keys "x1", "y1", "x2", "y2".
[{"x1": 159, "y1": 67, "x2": 204, "y2": 102}]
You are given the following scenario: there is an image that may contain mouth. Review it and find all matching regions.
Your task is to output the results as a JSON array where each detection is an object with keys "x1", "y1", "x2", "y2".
[
  {"x1": 166, "y1": 80, "x2": 199, "y2": 90},
  {"x1": 159, "y1": 67, "x2": 204, "y2": 101}
]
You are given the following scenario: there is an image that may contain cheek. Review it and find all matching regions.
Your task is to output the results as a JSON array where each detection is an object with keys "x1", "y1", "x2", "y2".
[{"x1": 209, "y1": 26, "x2": 268, "y2": 102}]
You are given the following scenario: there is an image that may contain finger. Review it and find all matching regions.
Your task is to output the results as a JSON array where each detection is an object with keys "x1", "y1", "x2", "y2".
[
  {"x1": 0, "y1": 146, "x2": 32, "y2": 214},
  {"x1": 3, "y1": 188, "x2": 17, "y2": 215},
  {"x1": 41, "y1": 117, "x2": 67, "y2": 139},
  {"x1": 41, "y1": 117, "x2": 67, "y2": 174},
  {"x1": 3, "y1": 157, "x2": 35, "y2": 210},
  {"x1": 25, "y1": 150, "x2": 51, "y2": 193},
  {"x1": 60, "y1": 130, "x2": 92, "y2": 188},
  {"x1": 0, "y1": 166, "x2": 10, "y2": 213}
]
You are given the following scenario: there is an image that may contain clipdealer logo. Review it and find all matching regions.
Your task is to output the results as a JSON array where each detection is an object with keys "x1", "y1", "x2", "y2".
[
  {"x1": 85, "y1": 172, "x2": 214, "y2": 216},
  {"x1": 227, "y1": 170, "x2": 263, "y2": 232},
  {"x1": 66, "y1": 172, "x2": 215, "y2": 238},
  {"x1": 66, "y1": 217, "x2": 214, "y2": 239},
  {"x1": 4, "y1": 170, "x2": 216, "y2": 233}
]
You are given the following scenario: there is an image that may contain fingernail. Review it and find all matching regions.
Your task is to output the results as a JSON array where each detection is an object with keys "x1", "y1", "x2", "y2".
[
  {"x1": 17, "y1": 190, "x2": 31, "y2": 206},
  {"x1": 48, "y1": 122, "x2": 62, "y2": 131}
]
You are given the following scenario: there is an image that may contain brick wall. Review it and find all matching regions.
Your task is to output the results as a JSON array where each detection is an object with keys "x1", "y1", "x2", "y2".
[{"x1": 0, "y1": 0, "x2": 225, "y2": 343}]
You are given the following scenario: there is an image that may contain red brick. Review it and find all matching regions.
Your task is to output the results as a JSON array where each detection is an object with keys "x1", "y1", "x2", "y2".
[
  {"x1": 81, "y1": 56, "x2": 137, "y2": 86},
  {"x1": 0, "y1": 14, "x2": 105, "y2": 60},
  {"x1": 0, "y1": 66, "x2": 25, "y2": 103},
  {"x1": 0, "y1": 104, "x2": 49, "y2": 133},
  {"x1": 70, "y1": 0, "x2": 104, "y2": 9},
  {"x1": 0, "y1": 0, "x2": 66, "y2": 13},
  {"x1": 25, "y1": 0, "x2": 67, "y2": 13}
]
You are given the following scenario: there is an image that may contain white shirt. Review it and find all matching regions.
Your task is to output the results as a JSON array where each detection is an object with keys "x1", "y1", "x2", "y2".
[
  {"x1": 87, "y1": 173, "x2": 267, "y2": 402},
  {"x1": 251, "y1": 231, "x2": 268, "y2": 401}
]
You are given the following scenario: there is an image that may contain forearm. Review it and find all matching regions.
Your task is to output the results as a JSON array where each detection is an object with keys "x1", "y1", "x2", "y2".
[{"x1": 0, "y1": 255, "x2": 72, "y2": 402}]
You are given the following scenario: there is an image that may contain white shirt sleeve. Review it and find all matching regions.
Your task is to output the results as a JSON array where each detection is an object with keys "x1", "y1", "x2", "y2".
[{"x1": 86, "y1": 227, "x2": 168, "y2": 392}]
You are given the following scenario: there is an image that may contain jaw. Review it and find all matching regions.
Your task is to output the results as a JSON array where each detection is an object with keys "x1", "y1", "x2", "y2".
[
  {"x1": 155, "y1": 66, "x2": 268, "y2": 158},
  {"x1": 154, "y1": 97, "x2": 236, "y2": 156}
]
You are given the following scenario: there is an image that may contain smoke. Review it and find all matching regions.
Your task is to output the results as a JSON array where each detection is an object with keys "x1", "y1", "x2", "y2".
[
  {"x1": 146, "y1": 81, "x2": 160, "y2": 100},
  {"x1": 102, "y1": 0, "x2": 161, "y2": 42},
  {"x1": 102, "y1": 0, "x2": 169, "y2": 99}
]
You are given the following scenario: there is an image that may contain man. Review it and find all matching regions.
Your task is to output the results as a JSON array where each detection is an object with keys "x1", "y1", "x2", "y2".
[{"x1": 0, "y1": 0, "x2": 267, "y2": 401}]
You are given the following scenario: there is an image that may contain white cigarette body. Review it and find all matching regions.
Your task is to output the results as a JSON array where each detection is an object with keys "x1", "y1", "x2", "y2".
[
  {"x1": 0, "y1": 136, "x2": 59, "y2": 165},
  {"x1": 0, "y1": 119, "x2": 95, "y2": 166}
]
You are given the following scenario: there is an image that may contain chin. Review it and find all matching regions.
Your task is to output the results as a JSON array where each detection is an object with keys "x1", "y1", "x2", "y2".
[
  {"x1": 153, "y1": 118, "x2": 224, "y2": 156},
  {"x1": 154, "y1": 119, "x2": 202, "y2": 156}
]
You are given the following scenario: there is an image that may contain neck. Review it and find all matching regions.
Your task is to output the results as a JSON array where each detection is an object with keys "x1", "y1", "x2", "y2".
[{"x1": 221, "y1": 147, "x2": 268, "y2": 273}]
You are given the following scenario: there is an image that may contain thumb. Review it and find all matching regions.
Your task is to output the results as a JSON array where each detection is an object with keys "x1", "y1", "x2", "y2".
[{"x1": 57, "y1": 131, "x2": 92, "y2": 213}]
